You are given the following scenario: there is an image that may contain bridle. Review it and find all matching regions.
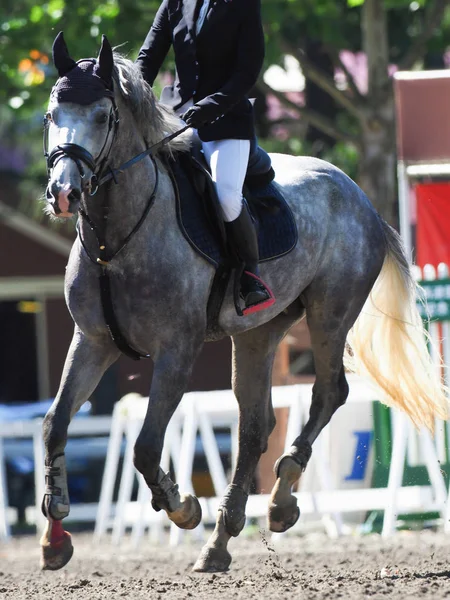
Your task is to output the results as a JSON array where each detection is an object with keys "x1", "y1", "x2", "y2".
[
  {"x1": 43, "y1": 97, "x2": 120, "y2": 197},
  {"x1": 43, "y1": 100, "x2": 189, "y2": 197},
  {"x1": 43, "y1": 94, "x2": 189, "y2": 361}
]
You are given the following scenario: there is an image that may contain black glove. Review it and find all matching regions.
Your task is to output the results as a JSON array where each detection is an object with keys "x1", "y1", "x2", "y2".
[{"x1": 181, "y1": 105, "x2": 212, "y2": 129}]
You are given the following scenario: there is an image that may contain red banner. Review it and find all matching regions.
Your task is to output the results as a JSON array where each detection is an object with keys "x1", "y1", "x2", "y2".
[{"x1": 416, "y1": 182, "x2": 450, "y2": 268}]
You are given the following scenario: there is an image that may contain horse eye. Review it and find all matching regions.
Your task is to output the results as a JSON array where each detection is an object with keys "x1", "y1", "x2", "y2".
[
  {"x1": 45, "y1": 112, "x2": 53, "y2": 123},
  {"x1": 96, "y1": 112, "x2": 109, "y2": 125}
]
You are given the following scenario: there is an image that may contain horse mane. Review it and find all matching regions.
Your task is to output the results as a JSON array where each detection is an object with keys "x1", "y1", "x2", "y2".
[{"x1": 112, "y1": 53, "x2": 191, "y2": 155}]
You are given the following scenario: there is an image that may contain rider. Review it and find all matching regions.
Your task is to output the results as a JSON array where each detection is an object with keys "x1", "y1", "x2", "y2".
[{"x1": 136, "y1": 0, "x2": 275, "y2": 314}]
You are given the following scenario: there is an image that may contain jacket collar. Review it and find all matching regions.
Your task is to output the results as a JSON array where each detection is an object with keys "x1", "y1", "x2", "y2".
[
  {"x1": 182, "y1": 0, "x2": 229, "y2": 39},
  {"x1": 182, "y1": 0, "x2": 201, "y2": 37},
  {"x1": 198, "y1": 0, "x2": 230, "y2": 38}
]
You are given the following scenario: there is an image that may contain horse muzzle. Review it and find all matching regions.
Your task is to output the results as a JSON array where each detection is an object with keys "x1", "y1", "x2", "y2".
[
  {"x1": 46, "y1": 182, "x2": 81, "y2": 218},
  {"x1": 45, "y1": 142, "x2": 98, "y2": 217}
]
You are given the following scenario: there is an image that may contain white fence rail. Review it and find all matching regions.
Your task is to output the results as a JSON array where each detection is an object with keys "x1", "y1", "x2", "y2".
[
  {"x1": 1, "y1": 378, "x2": 449, "y2": 544},
  {"x1": 94, "y1": 380, "x2": 449, "y2": 546},
  {"x1": 0, "y1": 416, "x2": 112, "y2": 541}
]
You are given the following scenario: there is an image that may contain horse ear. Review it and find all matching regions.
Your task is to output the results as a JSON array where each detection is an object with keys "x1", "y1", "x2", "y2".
[
  {"x1": 52, "y1": 32, "x2": 76, "y2": 77},
  {"x1": 96, "y1": 35, "x2": 114, "y2": 86}
]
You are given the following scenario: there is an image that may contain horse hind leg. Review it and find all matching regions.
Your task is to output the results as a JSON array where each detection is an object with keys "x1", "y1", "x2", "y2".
[
  {"x1": 194, "y1": 306, "x2": 302, "y2": 572},
  {"x1": 268, "y1": 279, "x2": 371, "y2": 533}
]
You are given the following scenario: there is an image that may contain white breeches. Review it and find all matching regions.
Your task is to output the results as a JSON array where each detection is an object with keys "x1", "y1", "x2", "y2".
[{"x1": 202, "y1": 139, "x2": 250, "y2": 222}]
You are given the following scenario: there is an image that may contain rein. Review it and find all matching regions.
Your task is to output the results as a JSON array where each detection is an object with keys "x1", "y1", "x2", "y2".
[
  {"x1": 95, "y1": 125, "x2": 190, "y2": 189},
  {"x1": 77, "y1": 157, "x2": 159, "y2": 268}
]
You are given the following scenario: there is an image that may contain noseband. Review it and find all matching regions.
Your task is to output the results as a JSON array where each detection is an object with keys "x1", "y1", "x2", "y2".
[{"x1": 43, "y1": 100, "x2": 120, "y2": 196}]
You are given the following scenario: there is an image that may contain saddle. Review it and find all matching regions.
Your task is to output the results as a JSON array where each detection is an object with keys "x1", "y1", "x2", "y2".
[{"x1": 165, "y1": 140, "x2": 297, "y2": 328}]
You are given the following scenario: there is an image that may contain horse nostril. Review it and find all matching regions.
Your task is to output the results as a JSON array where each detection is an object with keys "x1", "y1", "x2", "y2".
[
  {"x1": 68, "y1": 188, "x2": 81, "y2": 202},
  {"x1": 50, "y1": 182, "x2": 60, "y2": 201}
]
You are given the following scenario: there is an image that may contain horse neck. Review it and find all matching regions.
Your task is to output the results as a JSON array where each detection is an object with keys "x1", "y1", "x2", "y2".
[{"x1": 78, "y1": 126, "x2": 159, "y2": 257}]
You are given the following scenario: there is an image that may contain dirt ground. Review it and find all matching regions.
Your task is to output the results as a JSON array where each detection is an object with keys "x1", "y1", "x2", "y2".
[{"x1": 2, "y1": 529, "x2": 450, "y2": 599}]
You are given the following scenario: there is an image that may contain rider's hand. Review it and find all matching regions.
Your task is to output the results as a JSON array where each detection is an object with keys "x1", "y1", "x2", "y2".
[{"x1": 181, "y1": 105, "x2": 212, "y2": 129}]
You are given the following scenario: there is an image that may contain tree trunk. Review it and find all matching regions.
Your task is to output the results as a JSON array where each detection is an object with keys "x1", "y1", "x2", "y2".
[
  {"x1": 358, "y1": 0, "x2": 398, "y2": 227},
  {"x1": 358, "y1": 98, "x2": 397, "y2": 227},
  {"x1": 304, "y1": 39, "x2": 338, "y2": 155}
]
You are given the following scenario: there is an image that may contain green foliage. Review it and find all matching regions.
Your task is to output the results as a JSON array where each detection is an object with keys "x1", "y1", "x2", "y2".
[
  {"x1": 0, "y1": 0, "x2": 163, "y2": 206},
  {"x1": 0, "y1": 0, "x2": 160, "y2": 114},
  {"x1": 1, "y1": 0, "x2": 448, "y2": 118},
  {"x1": 0, "y1": 0, "x2": 449, "y2": 213}
]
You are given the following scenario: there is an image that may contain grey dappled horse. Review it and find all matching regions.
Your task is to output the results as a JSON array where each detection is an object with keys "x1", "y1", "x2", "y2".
[{"x1": 41, "y1": 35, "x2": 447, "y2": 572}]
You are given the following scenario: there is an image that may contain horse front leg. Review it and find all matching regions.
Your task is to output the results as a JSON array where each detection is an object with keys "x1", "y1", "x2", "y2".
[
  {"x1": 40, "y1": 328, "x2": 119, "y2": 570},
  {"x1": 133, "y1": 339, "x2": 204, "y2": 531}
]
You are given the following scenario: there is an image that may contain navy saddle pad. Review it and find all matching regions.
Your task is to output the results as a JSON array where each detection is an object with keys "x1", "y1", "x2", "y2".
[{"x1": 168, "y1": 152, "x2": 298, "y2": 269}]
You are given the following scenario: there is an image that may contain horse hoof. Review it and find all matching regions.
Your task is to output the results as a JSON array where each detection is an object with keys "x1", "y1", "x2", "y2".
[
  {"x1": 168, "y1": 494, "x2": 202, "y2": 530},
  {"x1": 267, "y1": 501, "x2": 300, "y2": 533},
  {"x1": 40, "y1": 520, "x2": 74, "y2": 570},
  {"x1": 192, "y1": 545, "x2": 232, "y2": 572}
]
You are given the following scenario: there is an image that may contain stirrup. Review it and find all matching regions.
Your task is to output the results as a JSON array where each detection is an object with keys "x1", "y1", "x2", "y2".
[{"x1": 241, "y1": 271, "x2": 276, "y2": 315}]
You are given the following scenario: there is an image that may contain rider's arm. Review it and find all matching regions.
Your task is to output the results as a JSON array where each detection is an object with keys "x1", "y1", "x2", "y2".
[
  {"x1": 136, "y1": 0, "x2": 172, "y2": 87},
  {"x1": 194, "y1": 0, "x2": 265, "y2": 122}
]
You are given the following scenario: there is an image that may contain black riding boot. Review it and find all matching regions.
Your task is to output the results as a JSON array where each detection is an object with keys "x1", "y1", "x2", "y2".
[{"x1": 226, "y1": 201, "x2": 275, "y2": 313}]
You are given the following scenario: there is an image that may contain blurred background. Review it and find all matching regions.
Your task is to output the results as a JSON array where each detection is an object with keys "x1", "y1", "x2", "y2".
[
  {"x1": 1, "y1": 0, "x2": 449, "y2": 402},
  {"x1": 0, "y1": 0, "x2": 449, "y2": 533}
]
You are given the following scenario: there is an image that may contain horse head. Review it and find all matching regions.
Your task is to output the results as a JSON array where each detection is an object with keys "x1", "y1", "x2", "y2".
[{"x1": 44, "y1": 32, "x2": 118, "y2": 217}]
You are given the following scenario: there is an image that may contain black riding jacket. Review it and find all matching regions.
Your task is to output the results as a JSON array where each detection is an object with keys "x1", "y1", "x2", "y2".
[{"x1": 136, "y1": 0, "x2": 265, "y2": 141}]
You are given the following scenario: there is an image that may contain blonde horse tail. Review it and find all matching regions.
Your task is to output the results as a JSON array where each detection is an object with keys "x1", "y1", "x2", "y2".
[{"x1": 345, "y1": 220, "x2": 448, "y2": 430}]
